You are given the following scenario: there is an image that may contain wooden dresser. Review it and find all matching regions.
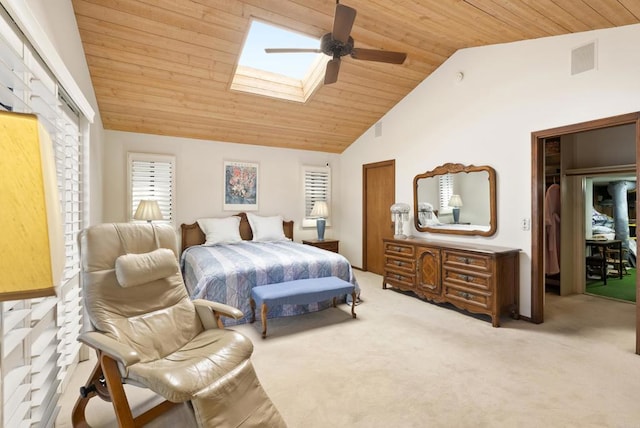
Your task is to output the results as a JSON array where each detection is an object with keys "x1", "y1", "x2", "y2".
[{"x1": 383, "y1": 237, "x2": 520, "y2": 327}]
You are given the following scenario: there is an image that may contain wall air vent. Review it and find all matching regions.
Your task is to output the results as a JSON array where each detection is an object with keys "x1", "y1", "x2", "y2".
[
  {"x1": 571, "y1": 41, "x2": 596, "y2": 75},
  {"x1": 375, "y1": 121, "x2": 382, "y2": 138}
]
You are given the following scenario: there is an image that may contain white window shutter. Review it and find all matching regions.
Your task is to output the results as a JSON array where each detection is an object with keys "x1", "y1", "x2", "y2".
[
  {"x1": 128, "y1": 153, "x2": 175, "y2": 223},
  {"x1": 0, "y1": 7, "x2": 87, "y2": 426},
  {"x1": 439, "y1": 174, "x2": 454, "y2": 214},
  {"x1": 302, "y1": 165, "x2": 331, "y2": 228}
]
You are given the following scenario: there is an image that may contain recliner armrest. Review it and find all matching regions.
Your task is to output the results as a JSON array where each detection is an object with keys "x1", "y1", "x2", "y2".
[
  {"x1": 193, "y1": 299, "x2": 244, "y2": 330},
  {"x1": 78, "y1": 331, "x2": 141, "y2": 367}
]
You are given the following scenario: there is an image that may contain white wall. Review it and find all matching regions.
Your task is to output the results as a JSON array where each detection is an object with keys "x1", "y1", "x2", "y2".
[
  {"x1": 21, "y1": 0, "x2": 105, "y2": 225},
  {"x1": 102, "y1": 131, "x2": 341, "y2": 242},
  {"x1": 573, "y1": 124, "x2": 636, "y2": 168},
  {"x1": 339, "y1": 24, "x2": 640, "y2": 318}
]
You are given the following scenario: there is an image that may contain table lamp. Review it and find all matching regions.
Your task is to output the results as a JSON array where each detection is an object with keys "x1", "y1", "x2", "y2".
[
  {"x1": 310, "y1": 201, "x2": 329, "y2": 241},
  {"x1": 390, "y1": 203, "x2": 411, "y2": 239},
  {"x1": 134, "y1": 200, "x2": 163, "y2": 222},
  {"x1": 449, "y1": 194, "x2": 463, "y2": 224},
  {"x1": 0, "y1": 112, "x2": 64, "y2": 301}
]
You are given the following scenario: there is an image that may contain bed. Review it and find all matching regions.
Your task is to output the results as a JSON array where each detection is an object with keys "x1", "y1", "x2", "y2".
[{"x1": 180, "y1": 213, "x2": 359, "y2": 325}]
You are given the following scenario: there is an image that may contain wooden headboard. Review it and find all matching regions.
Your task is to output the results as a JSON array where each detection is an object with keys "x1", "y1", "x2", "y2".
[{"x1": 180, "y1": 212, "x2": 294, "y2": 252}]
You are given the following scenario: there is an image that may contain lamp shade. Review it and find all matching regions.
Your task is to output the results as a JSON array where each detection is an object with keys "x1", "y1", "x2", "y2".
[
  {"x1": 390, "y1": 202, "x2": 411, "y2": 215},
  {"x1": 310, "y1": 201, "x2": 329, "y2": 218},
  {"x1": 448, "y1": 194, "x2": 464, "y2": 208},
  {"x1": 418, "y1": 202, "x2": 434, "y2": 211},
  {"x1": 0, "y1": 112, "x2": 64, "y2": 301},
  {"x1": 134, "y1": 200, "x2": 163, "y2": 222}
]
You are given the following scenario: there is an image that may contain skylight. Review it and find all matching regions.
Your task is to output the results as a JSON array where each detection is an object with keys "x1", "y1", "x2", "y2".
[
  {"x1": 231, "y1": 20, "x2": 328, "y2": 103},
  {"x1": 239, "y1": 21, "x2": 319, "y2": 79}
]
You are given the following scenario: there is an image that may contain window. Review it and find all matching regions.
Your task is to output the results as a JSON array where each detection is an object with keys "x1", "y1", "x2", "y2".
[
  {"x1": 438, "y1": 174, "x2": 454, "y2": 214},
  {"x1": 302, "y1": 165, "x2": 331, "y2": 228},
  {"x1": 128, "y1": 153, "x2": 175, "y2": 223},
  {"x1": 231, "y1": 19, "x2": 328, "y2": 103},
  {"x1": 0, "y1": 5, "x2": 92, "y2": 425},
  {"x1": 57, "y1": 97, "x2": 82, "y2": 282}
]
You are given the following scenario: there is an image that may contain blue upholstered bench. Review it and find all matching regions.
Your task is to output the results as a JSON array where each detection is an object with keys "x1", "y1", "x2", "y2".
[{"x1": 250, "y1": 277, "x2": 357, "y2": 338}]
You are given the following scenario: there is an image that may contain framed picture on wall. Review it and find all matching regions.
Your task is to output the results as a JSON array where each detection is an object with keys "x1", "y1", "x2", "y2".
[{"x1": 223, "y1": 160, "x2": 259, "y2": 211}]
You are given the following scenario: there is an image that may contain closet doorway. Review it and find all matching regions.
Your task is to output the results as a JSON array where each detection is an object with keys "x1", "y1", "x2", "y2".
[{"x1": 531, "y1": 112, "x2": 640, "y2": 354}]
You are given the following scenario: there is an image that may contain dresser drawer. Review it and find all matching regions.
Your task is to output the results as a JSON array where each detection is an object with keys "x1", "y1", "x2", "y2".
[
  {"x1": 442, "y1": 250, "x2": 492, "y2": 273},
  {"x1": 384, "y1": 241, "x2": 415, "y2": 258},
  {"x1": 385, "y1": 254, "x2": 415, "y2": 273},
  {"x1": 384, "y1": 270, "x2": 415, "y2": 289},
  {"x1": 442, "y1": 268, "x2": 491, "y2": 292},
  {"x1": 444, "y1": 284, "x2": 491, "y2": 309}
]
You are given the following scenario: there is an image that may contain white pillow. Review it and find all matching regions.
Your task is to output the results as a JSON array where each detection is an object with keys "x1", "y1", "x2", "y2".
[
  {"x1": 115, "y1": 248, "x2": 178, "y2": 288},
  {"x1": 197, "y1": 216, "x2": 242, "y2": 245},
  {"x1": 246, "y1": 213, "x2": 286, "y2": 242}
]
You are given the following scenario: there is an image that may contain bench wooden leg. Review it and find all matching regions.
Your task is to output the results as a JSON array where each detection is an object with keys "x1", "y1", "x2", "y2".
[
  {"x1": 261, "y1": 303, "x2": 268, "y2": 339},
  {"x1": 250, "y1": 298, "x2": 256, "y2": 323},
  {"x1": 351, "y1": 291, "x2": 357, "y2": 318},
  {"x1": 332, "y1": 297, "x2": 337, "y2": 307}
]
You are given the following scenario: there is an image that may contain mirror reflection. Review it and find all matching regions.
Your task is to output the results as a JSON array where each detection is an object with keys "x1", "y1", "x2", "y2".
[{"x1": 413, "y1": 163, "x2": 497, "y2": 236}]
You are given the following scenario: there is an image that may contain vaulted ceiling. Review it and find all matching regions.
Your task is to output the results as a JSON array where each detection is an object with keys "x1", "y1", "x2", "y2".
[{"x1": 71, "y1": 0, "x2": 640, "y2": 153}]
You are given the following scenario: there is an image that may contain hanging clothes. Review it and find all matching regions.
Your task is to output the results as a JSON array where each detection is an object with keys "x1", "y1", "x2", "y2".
[{"x1": 545, "y1": 183, "x2": 561, "y2": 275}]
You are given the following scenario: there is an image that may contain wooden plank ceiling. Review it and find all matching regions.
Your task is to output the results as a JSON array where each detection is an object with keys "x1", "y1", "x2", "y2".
[{"x1": 71, "y1": 0, "x2": 640, "y2": 153}]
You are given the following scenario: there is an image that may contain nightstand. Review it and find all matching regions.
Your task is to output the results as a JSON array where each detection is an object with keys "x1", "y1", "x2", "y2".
[{"x1": 302, "y1": 238, "x2": 339, "y2": 253}]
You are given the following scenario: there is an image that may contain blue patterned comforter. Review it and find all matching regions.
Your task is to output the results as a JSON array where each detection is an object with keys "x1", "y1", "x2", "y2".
[{"x1": 181, "y1": 241, "x2": 359, "y2": 325}]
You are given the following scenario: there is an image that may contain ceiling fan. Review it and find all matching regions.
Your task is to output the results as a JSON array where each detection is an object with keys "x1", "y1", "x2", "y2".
[{"x1": 264, "y1": 1, "x2": 407, "y2": 85}]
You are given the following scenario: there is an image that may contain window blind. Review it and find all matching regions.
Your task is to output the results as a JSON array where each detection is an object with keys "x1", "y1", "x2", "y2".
[
  {"x1": 0, "y1": 5, "x2": 86, "y2": 427},
  {"x1": 439, "y1": 174, "x2": 454, "y2": 214},
  {"x1": 302, "y1": 165, "x2": 331, "y2": 227},
  {"x1": 128, "y1": 153, "x2": 175, "y2": 223}
]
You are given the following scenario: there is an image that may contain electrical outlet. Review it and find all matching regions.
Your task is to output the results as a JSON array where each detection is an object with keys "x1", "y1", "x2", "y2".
[{"x1": 521, "y1": 218, "x2": 530, "y2": 231}]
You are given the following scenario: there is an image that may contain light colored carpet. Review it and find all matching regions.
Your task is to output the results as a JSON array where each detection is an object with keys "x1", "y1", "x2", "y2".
[{"x1": 56, "y1": 270, "x2": 640, "y2": 427}]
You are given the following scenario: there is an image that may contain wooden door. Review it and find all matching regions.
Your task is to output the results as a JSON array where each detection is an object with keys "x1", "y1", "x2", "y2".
[
  {"x1": 416, "y1": 246, "x2": 441, "y2": 297},
  {"x1": 363, "y1": 160, "x2": 395, "y2": 274}
]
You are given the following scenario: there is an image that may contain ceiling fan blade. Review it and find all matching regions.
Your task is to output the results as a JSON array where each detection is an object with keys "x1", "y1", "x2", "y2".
[
  {"x1": 265, "y1": 48, "x2": 322, "y2": 54},
  {"x1": 351, "y1": 48, "x2": 407, "y2": 64},
  {"x1": 324, "y1": 58, "x2": 341, "y2": 84},
  {"x1": 332, "y1": 4, "x2": 356, "y2": 44}
]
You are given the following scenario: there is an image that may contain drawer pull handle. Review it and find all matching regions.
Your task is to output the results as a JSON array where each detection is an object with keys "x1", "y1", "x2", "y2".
[
  {"x1": 463, "y1": 257, "x2": 471, "y2": 264},
  {"x1": 395, "y1": 260, "x2": 403, "y2": 266},
  {"x1": 457, "y1": 291, "x2": 472, "y2": 300},
  {"x1": 461, "y1": 275, "x2": 472, "y2": 282}
]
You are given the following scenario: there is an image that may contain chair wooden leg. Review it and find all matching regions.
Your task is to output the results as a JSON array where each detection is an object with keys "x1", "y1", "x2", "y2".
[
  {"x1": 72, "y1": 360, "x2": 110, "y2": 428},
  {"x1": 134, "y1": 400, "x2": 178, "y2": 426},
  {"x1": 73, "y1": 351, "x2": 178, "y2": 428},
  {"x1": 100, "y1": 352, "x2": 136, "y2": 428},
  {"x1": 250, "y1": 298, "x2": 256, "y2": 323},
  {"x1": 72, "y1": 389, "x2": 91, "y2": 428}
]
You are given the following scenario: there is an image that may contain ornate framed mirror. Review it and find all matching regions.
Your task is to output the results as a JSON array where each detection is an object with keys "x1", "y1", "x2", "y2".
[{"x1": 413, "y1": 163, "x2": 497, "y2": 236}]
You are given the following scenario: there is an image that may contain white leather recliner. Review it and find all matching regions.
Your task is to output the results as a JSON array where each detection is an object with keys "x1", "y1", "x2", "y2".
[{"x1": 72, "y1": 223, "x2": 285, "y2": 427}]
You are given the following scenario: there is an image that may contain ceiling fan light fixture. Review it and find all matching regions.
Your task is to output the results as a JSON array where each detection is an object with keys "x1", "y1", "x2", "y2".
[
  {"x1": 320, "y1": 33, "x2": 353, "y2": 58},
  {"x1": 264, "y1": 2, "x2": 408, "y2": 85}
]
